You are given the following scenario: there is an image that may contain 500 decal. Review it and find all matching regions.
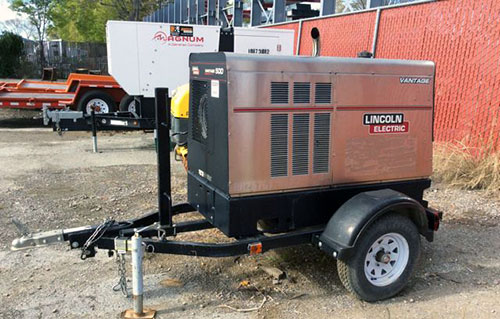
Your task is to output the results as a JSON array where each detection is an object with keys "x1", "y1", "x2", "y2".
[
  {"x1": 204, "y1": 67, "x2": 224, "y2": 76},
  {"x1": 363, "y1": 113, "x2": 409, "y2": 134}
]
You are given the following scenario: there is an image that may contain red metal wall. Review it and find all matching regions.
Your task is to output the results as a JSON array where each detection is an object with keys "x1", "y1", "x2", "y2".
[
  {"x1": 299, "y1": 11, "x2": 376, "y2": 57},
  {"x1": 267, "y1": 0, "x2": 500, "y2": 153}
]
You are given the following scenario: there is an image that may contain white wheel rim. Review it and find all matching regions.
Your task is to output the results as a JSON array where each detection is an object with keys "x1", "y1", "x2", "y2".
[
  {"x1": 128, "y1": 100, "x2": 136, "y2": 113},
  {"x1": 364, "y1": 232, "x2": 409, "y2": 287},
  {"x1": 86, "y1": 98, "x2": 110, "y2": 114}
]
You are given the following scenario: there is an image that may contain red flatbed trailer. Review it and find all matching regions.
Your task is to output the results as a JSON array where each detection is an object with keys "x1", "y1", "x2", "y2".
[{"x1": 0, "y1": 74, "x2": 127, "y2": 113}]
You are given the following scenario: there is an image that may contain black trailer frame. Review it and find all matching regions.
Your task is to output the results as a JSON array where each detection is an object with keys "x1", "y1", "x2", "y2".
[
  {"x1": 56, "y1": 88, "x2": 325, "y2": 260},
  {"x1": 43, "y1": 97, "x2": 157, "y2": 132},
  {"x1": 54, "y1": 112, "x2": 156, "y2": 132}
]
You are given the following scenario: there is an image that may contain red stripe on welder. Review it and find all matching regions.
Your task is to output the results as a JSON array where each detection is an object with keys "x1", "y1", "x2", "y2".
[
  {"x1": 234, "y1": 107, "x2": 334, "y2": 113},
  {"x1": 337, "y1": 106, "x2": 432, "y2": 111},
  {"x1": 233, "y1": 106, "x2": 432, "y2": 113}
]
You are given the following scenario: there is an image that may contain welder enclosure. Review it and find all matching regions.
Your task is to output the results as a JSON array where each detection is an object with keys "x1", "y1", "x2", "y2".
[{"x1": 188, "y1": 53, "x2": 435, "y2": 237}]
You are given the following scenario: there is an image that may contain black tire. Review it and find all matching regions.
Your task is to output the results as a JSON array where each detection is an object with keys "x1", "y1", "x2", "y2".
[
  {"x1": 337, "y1": 214, "x2": 420, "y2": 301},
  {"x1": 119, "y1": 94, "x2": 137, "y2": 113},
  {"x1": 77, "y1": 90, "x2": 116, "y2": 114}
]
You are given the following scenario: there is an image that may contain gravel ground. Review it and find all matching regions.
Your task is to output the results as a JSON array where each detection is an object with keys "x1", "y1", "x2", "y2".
[{"x1": 0, "y1": 111, "x2": 499, "y2": 319}]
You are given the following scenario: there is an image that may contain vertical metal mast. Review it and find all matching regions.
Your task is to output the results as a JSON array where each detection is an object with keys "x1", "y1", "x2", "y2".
[{"x1": 155, "y1": 88, "x2": 172, "y2": 228}]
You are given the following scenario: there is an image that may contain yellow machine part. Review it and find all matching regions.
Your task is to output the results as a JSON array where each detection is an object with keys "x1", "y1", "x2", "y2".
[
  {"x1": 175, "y1": 145, "x2": 188, "y2": 170},
  {"x1": 171, "y1": 84, "x2": 189, "y2": 170},
  {"x1": 171, "y1": 83, "x2": 189, "y2": 118},
  {"x1": 176, "y1": 145, "x2": 188, "y2": 157}
]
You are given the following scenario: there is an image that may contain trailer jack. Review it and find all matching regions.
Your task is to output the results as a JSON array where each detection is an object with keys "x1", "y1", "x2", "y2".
[{"x1": 121, "y1": 233, "x2": 156, "y2": 319}]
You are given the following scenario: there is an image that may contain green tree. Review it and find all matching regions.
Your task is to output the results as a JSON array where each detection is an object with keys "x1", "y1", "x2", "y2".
[
  {"x1": 49, "y1": 0, "x2": 160, "y2": 43},
  {"x1": 9, "y1": 0, "x2": 53, "y2": 72},
  {"x1": 0, "y1": 32, "x2": 24, "y2": 77},
  {"x1": 49, "y1": 0, "x2": 117, "y2": 42},
  {"x1": 102, "y1": 0, "x2": 157, "y2": 21}
]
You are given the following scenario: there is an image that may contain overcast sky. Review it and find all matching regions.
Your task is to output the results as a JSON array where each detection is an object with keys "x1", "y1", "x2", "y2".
[
  {"x1": 0, "y1": 0, "x2": 21, "y2": 22},
  {"x1": 0, "y1": 0, "x2": 32, "y2": 39}
]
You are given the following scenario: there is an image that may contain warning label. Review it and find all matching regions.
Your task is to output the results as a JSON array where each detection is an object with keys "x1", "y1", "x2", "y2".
[
  {"x1": 170, "y1": 25, "x2": 194, "y2": 37},
  {"x1": 363, "y1": 113, "x2": 409, "y2": 134},
  {"x1": 211, "y1": 80, "x2": 219, "y2": 98}
]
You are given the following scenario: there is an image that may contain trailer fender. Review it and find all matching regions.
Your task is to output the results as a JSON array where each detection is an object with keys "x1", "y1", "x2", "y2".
[{"x1": 316, "y1": 189, "x2": 428, "y2": 260}]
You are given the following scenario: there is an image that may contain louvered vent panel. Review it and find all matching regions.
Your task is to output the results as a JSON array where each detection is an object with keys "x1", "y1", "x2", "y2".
[
  {"x1": 271, "y1": 82, "x2": 289, "y2": 104},
  {"x1": 293, "y1": 82, "x2": 311, "y2": 104},
  {"x1": 315, "y1": 83, "x2": 332, "y2": 104},
  {"x1": 313, "y1": 113, "x2": 330, "y2": 173},
  {"x1": 270, "y1": 114, "x2": 288, "y2": 177},
  {"x1": 292, "y1": 114, "x2": 310, "y2": 175},
  {"x1": 191, "y1": 80, "x2": 209, "y2": 144}
]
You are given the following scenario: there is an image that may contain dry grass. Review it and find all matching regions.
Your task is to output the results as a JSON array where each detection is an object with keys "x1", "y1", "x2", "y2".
[{"x1": 433, "y1": 142, "x2": 500, "y2": 194}]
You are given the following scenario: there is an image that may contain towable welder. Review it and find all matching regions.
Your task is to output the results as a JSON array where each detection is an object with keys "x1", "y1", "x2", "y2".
[{"x1": 12, "y1": 53, "x2": 442, "y2": 304}]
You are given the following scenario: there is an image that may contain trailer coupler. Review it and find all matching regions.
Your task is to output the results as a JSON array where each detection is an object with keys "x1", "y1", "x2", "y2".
[{"x1": 11, "y1": 226, "x2": 92, "y2": 251}]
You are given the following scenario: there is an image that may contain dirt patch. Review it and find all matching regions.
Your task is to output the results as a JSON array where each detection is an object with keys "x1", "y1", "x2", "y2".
[{"x1": 0, "y1": 122, "x2": 499, "y2": 319}]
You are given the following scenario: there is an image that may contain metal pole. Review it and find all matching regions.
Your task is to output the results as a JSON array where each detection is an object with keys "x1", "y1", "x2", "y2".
[
  {"x1": 174, "y1": 0, "x2": 181, "y2": 23},
  {"x1": 189, "y1": 0, "x2": 196, "y2": 23},
  {"x1": 155, "y1": 88, "x2": 172, "y2": 228},
  {"x1": 196, "y1": 0, "x2": 204, "y2": 24},
  {"x1": 371, "y1": 8, "x2": 381, "y2": 58},
  {"x1": 132, "y1": 233, "x2": 144, "y2": 315},
  {"x1": 233, "y1": 0, "x2": 243, "y2": 26},
  {"x1": 251, "y1": 0, "x2": 262, "y2": 26},
  {"x1": 296, "y1": 19, "x2": 303, "y2": 55},
  {"x1": 181, "y1": 0, "x2": 188, "y2": 23},
  {"x1": 162, "y1": 6, "x2": 168, "y2": 22},
  {"x1": 273, "y1": 0, "x2": 286, "y2": 23},
  {"x1": 207, "y1": 0, "x2": 216, "y2": 25},
  {"x1": 91, "y1": 108, "x2": 98, "y2": 153},
  {"x1": 368, "y1": 0, "x2": 384, "y2": 9},
  {"x1": 219, "y1": 0, "x2": 228, "y2": 27},
  {"x1": 168, "y1": 3, "x2": 174, "y2": 23},
  {"x1": 320, "y1": 0, "x2": 335, "y2": 16}
]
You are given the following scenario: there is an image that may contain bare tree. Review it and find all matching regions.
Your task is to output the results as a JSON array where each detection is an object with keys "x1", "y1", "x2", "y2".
[
  {"x1": 337, "y1": 0, "x2": 411, "y2": 12},
  {"x1": 0, "y1": 18, "x2": 37, "y2": 39},
  {"x1": 10, "y1": 0, "x2": 53, "y2": 73},
  {"x1": 337, "y1": 0, "x2": 368, "y2": 12},
  {"x1": 99, "y1": 0, "x2": 159, "y2": 21}
]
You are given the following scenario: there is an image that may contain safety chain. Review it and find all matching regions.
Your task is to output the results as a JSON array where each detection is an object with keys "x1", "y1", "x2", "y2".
[
  {"x1": 112, "y1": 252, "x2": 129, "y2": 297},
  {"x1": 80, "y1": 219, "x2": 115, "y2": 260}
]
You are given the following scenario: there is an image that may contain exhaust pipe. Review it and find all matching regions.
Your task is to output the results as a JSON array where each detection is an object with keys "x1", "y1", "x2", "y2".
[
  {"x1": 311, "y1": 27, "x2": 320, "y2": 57},
  {"x1": 357, "y1": 51, "x2": 373, "y2": 58}
]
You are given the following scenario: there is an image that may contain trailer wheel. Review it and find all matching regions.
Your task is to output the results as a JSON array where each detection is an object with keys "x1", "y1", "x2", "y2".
[
  {"x1": 78, "y1": 90, "x2": 116, "y2": 114},
  {"x1": 337, "y1": 214, "x2": 420, "y2": 301},
  {"x1": 119, "y1": 94, "x2": 137, "y2": 113}
]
